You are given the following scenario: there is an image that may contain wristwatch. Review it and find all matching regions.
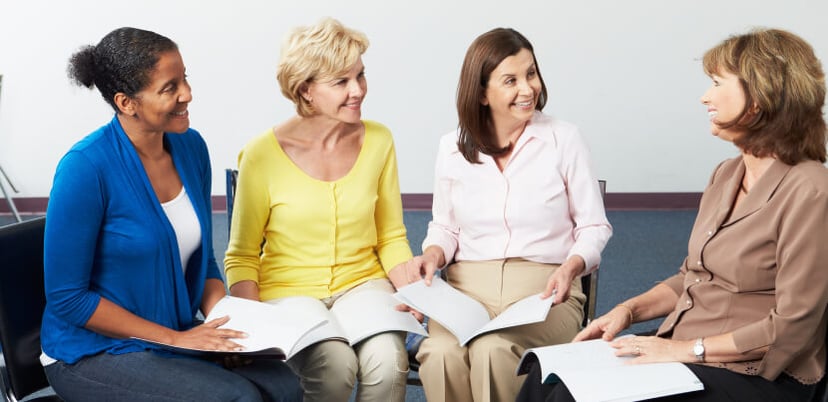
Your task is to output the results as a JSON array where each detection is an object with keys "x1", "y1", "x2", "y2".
[{"x1": 693, "y1": 338, "x2": 705, "y2": 362}]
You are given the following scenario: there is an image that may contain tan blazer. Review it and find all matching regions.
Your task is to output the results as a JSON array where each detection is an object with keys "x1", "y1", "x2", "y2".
[{"x1": 657, "y1": 157, "x2": 828, "y2": 384}]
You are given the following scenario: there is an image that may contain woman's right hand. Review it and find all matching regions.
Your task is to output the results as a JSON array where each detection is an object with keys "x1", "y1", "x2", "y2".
[
  {"x1": 170, "y1": 316, "x2": 248, "y2": 352},
  {"x1": 573, "y1": 304, "x2": 633, "y2": 342}
]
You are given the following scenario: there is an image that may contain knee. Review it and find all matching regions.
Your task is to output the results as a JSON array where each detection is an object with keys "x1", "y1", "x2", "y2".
[
  {"x1": 469, "y1": 333, "x2": 520, "y2": 361},
  {"x1": 358, "y1": 333, "x2": 408, "y2": 383},
  {"x1": 416, "y1": 334, "x2": 467, "y2": 369}
]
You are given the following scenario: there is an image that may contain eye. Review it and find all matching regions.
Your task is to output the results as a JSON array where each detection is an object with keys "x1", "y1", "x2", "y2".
[
  {"x1": 505, "y1": 77, "x2": 516, "y2": 85},
  {"x1": 527, "y1": 69, "x2": 537, "y2": 78}
]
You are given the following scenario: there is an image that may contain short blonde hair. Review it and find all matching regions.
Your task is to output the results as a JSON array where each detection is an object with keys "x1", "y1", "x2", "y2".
[{"x1": 277, "y1": 17, "x2": 369, "y2": 117}]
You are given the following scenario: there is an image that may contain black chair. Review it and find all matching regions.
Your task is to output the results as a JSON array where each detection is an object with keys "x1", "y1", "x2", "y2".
[{"x1": 0, "y1": 217, "x2": 61, "y2": 402}]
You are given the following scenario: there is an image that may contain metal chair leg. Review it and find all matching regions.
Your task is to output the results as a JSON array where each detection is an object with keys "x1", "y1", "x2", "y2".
[{"x1": 0, "y1": 164, "x2": 22, "y2": 223}]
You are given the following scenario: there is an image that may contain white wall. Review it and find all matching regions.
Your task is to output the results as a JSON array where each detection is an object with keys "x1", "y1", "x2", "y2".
[{"x1": 1, "y1": 0, "x2": 826, "y2": 197}]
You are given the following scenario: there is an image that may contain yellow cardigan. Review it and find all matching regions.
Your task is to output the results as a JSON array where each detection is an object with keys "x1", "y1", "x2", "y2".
[{"x1": 224, "y1": 121, "x2": 413, "y2": 300}]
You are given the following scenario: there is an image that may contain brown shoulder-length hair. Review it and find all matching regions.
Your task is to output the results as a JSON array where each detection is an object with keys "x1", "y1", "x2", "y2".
[
  {"x1": 456, "y1": 28, "x2": 547, "y2": 164},
  {"x1": 703, "y1": 28, "x2": 827, "y2": 164}
]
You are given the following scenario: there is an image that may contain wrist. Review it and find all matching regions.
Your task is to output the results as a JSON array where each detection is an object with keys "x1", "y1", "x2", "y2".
[{"x1": 615, "y1": 303, "x2": 635, "y2": 326}]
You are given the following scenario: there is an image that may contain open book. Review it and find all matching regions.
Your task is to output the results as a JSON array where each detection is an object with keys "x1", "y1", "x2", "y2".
[
  {"x1": 516, "y1": 338, "x2": 704, "y2": 402},
  {"x1": 393, "y1": 277, "x2": 553, "y2": 346},
  {"x1": 137, "y1": 290, "x2": 427, "y2": 360}
]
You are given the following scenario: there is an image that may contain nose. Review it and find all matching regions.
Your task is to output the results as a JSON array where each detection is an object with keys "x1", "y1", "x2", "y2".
[
  {"x1": 179, "y1": 80, "x2": 193, "y2": 103},
  {"x1": 517, "y1": 78, "x2": 533, "y2": 94},
  {"x1": 700, "y1": 87, "x2": 712, "y2": 105},
  {"x1": 348, "y1": 79, "x2": 366, "y2": 98}
]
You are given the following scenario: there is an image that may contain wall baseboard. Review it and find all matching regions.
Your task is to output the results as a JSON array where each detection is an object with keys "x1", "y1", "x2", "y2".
[{"x1": 1, "y1": 193, "x2": 702, "y2": 215}]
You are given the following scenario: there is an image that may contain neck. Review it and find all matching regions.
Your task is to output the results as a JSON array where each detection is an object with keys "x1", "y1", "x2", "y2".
[
  {"x1": 741, "y1": 152, "x2": 775, "y2": 188},
  {"x1": 294, "y1": 115, "x2": 360, "y2": 149},
  {"x1": 117, "y1": 114, "x2": 166, "y2": 160},
  {"x1": 493, "y1": 120, "x2": 528, "y2": 148}
]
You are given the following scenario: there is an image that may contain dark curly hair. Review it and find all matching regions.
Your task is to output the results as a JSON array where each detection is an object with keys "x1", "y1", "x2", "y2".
[{"x1": 67, "y1": 27, "x2": 178, "y2": 112}]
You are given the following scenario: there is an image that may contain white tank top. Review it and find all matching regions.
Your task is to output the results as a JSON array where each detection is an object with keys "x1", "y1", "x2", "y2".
[{"x1": 161, "y1": 187, "x2": 202, "y2": 272}]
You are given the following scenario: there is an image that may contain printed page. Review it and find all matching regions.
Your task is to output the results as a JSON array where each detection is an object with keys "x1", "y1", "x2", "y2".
[
  {"x1": 517, "y1": 338, "x2": 703, "y2": 402},
  {"x1": 331, "y1": 289, "x2": 428, "y2": 345},
  {"x1": 466, "y1": 292, "x2": 553, "y2": 345},
  {"x1": 265, "y1": 296, "x2": 346, "y2": 358},
  {"x1": 206, "y1": 295, "x2": 327, "y2": 358},
  {"x1": 394, "y1": 277, "x2": 493, "y2": 344},
  {"x1": 132, "y1": 296, "x2": 327, "y2": 358}
]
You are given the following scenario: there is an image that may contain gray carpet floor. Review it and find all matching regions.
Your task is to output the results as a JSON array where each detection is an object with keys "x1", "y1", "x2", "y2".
[{"x1": 1, "y1": 209, "x2": 698, "y2": 401}]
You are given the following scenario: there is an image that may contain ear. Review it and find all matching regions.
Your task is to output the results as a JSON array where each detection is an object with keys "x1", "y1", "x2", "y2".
[
  {"x1": 299, "y1": 83, "x2": 312, "y2": 103},
  {"x1": 113, "y1": 92, "x2": 137, "y2": 116},
  {"x1": 480, "y1": 95, "x2": 489, "y2": 106}
]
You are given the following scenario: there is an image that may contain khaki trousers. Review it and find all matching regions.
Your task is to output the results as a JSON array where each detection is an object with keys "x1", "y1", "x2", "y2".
[
  {"x1": 416, "y1": 259, "x2": 585, "y2": 402},
  {"x1": 284, "y1": 279, "x2": 408, "y2": 402}
]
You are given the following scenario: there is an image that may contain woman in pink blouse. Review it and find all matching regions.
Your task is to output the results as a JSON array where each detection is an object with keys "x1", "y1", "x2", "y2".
[{"x1": 392, "y1": 28, "x2": 612, "y2": 402}]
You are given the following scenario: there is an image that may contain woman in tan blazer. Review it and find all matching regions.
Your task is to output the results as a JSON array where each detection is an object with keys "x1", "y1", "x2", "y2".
[{"x1": 518, "y1": 28, "x2": 828, "y2": 401}]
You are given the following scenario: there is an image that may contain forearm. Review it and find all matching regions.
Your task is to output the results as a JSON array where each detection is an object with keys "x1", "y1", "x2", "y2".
[
  {"x1": 698, "y1": 333, "x2": 766, "y2": 363},
  {"x1": 229, "y1": 280, "x2": 260, "y2": 301},
  {"x1": 620, "y1": 283, "x2": 678, "y2": 324},
  {"x1": 84, "y1": 297, "x2": 178, "y2": 344},
  {"x1": 201, "y1": 278, "x2": 228, "y2": 316}
]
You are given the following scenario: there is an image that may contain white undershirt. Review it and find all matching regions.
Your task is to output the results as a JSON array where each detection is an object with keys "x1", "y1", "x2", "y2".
[{"x1": 161, "y1": 187, "x2": 202, "y2": 272}]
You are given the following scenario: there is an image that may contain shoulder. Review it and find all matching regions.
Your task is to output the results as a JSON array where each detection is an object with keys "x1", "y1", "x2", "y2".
[
  {"x1": 526, "y1": 112, "x2": 583, "y2": 147},
  {"x1": 437, "y1": 129, "x2": 461, "y2": 155},
  {"x1": 784, "y1": 160, "x2": 828, "y2": 196},
  {"x1": 239, "y1": 128, "x2": 279, "y2": 161},
  {"x1": 363, "y1": 120, "x2": 394, "y2": 146}
]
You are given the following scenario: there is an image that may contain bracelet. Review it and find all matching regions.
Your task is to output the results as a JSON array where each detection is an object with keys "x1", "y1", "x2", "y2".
[{"x1": 616, "y1": 303, "x2": 635, "y2": 324}]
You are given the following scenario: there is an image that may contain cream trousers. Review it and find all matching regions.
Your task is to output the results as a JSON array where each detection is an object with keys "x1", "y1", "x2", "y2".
[
  {"x1": 283, "y1": 279, "x2": 408, "y2": 402},
  {"x1": 416, "y1": 259, "x2": 585, "y2": 402}
]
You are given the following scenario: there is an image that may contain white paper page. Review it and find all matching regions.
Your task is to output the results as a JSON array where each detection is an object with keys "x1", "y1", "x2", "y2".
[
  {"x1": 518, "y1": 338, "x2": 703, "y2": 402},
  {"x1": 205, "y1": 296, "x2": 326, "y2": 355},
  {"x1": 265, "y1": 296, "x2": 345, "y2": 358},
  {"x1": 394, "y1": 277, "x2": 491, "y2": 344},
  {"x1": 331, "y1": 289, "x2": 428, "y2": 345},
  {"x1": 557, "y1": 363, "x2": 703, "y2": 402},
  {"x1": 524, "y1": 338, "x2": 632, "y2": 378},
  {"x1": 465, "y1": 292, "x2": 553, "y2": 345}
]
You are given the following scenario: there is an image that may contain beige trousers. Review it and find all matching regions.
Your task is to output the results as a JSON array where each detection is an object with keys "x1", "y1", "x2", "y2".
[
  {"x1": 284, "y1": 279, "x2": 408, "y2": 402},
  {"x1": 416, "y1": 259, "x2": 585, "y2": 402}
]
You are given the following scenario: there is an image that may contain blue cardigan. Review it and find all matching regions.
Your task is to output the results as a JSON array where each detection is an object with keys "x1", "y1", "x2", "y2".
[{"x1": 41, "y1": 116, "x2": 222, "y2": 364}]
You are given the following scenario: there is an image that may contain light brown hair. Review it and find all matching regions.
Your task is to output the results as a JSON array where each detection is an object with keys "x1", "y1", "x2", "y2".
[{"x1": 703, "y1": 28, "x2": 827, "y2": 164}]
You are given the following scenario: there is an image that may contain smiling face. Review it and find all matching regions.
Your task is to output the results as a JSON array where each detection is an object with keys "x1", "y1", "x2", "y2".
[
  {"x1": 700, "y1": 69, "x2": 748, "y2": 142},
  {"x1": 130, "y1": 50, "x2": 192, "y2": 134},
  {"x1": 482, "y1": 48, "x2": 541, "y2": 130},
  {"x1": 303, "y1": 58, "x2": 367, "y2": 124}
]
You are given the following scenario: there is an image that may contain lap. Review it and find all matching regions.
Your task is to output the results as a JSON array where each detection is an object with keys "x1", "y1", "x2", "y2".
[{"x1": 45, "y1": 351, "x2": 300, "y2": 402}]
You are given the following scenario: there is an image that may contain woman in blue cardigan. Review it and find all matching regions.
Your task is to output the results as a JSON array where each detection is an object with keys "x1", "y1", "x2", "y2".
[{"x1": 41, "y1": 27, "x2": 301, "y2": 402}]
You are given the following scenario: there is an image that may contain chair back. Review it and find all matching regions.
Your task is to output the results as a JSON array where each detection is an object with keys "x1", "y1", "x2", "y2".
[
  {"x1": 0, "y1": 217, "x2": 60, "y2": 401},
  {"x1": 225, "y1": 168, "x2": 239, "y2": 234},
  {"x1": 579, "y1": 180, "x2": 606, "y2": 327}
]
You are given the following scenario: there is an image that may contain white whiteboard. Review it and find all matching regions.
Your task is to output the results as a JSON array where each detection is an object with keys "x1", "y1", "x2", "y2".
[{"x1": 1, "y1": 0, "x2": 826, "y2": 197}]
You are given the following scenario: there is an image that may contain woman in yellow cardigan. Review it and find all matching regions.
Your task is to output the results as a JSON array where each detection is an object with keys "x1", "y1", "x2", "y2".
[{"x1": 224, "y1": 18, "x2": 413, "y2": 402}]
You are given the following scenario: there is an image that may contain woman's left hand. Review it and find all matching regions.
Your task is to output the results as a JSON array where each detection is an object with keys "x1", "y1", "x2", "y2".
[
  {"x1": 542, "y1": 255, "x2": 586, "y2": 304},
  {"x1": 611, "y1": 336, "x2": 694, "y2": 364}
]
